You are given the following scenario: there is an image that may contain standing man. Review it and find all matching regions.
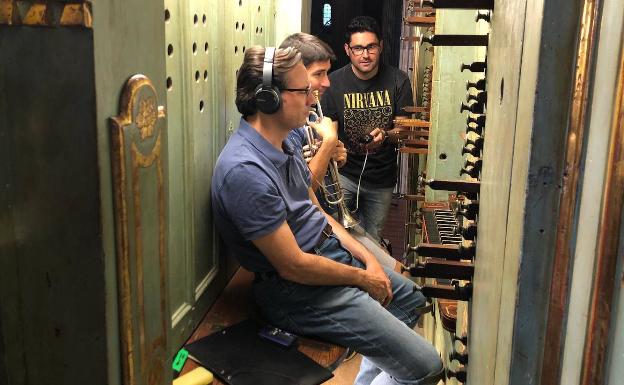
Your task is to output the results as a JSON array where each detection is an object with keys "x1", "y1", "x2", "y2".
[
  {"x1": 212, "y1": 46, "x2": 442, "y2": 385},
  {"x1": 322, "y1": 16, "x2": 413, "y2": 240},
  {"x1": 280, "y1": 32, "x2": 401, "y2": 272}
]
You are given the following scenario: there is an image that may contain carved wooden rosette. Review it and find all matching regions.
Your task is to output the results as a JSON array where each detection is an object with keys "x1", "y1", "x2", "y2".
[{"x1": 110, "y1": 74, "x2": 169, "y2": 385}]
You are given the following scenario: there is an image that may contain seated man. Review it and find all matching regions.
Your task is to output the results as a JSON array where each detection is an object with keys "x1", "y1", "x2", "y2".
[{"x1": 211, "y1": 46, "x2": 443, "y2": 385}]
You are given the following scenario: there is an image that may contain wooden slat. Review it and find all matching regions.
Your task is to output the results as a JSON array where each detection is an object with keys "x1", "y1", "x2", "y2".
[
  {"x1": 399, "y1": 130, "x2": 430, "y2": 138},
  {"x1": 404, "y1": 16, "x2": 436, "y2": 26},
  {"x1": 394, "y1": 118, "x2": 431, "y2": 128},
  {"x1": 412, "y1": 7, "x2": 435, "y2": 13},
  {"x1": 403, "y1": 139, "x2": 429, "y2": 146},
  {"x1": 401, "y1": 36, "x2": 421, "y2": 42},
  {"x1": 402, "y1": 194, "x2": 425, "y2": 201},
  {"x1": 402, "y1": 106, "x2": 430, "y2": 113},
  {"x1": 400, "y1": 148, "x2": 428, "y2": 155}
]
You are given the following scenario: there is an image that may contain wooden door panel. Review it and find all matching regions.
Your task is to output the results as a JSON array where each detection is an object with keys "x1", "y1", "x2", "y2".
[{"x1": 165, "y1": 0, "x2": 276, "y2": 355}]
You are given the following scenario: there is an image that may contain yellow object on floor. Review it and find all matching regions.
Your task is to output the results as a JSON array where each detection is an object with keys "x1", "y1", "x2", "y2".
[{"x1": 173, "y1": 367, "x2": 213, "y2": 385}]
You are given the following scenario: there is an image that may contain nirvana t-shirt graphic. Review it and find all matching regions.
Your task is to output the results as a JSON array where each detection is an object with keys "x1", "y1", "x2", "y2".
[
  {"x1": 343, "y1": 90, "x2": 393, "y2": 154},
  {"x1": 322, "y1": 64, "x2": 413, "y2": 188}
]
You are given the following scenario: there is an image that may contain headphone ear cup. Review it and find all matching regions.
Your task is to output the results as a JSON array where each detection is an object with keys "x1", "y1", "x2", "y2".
[{"x1": 255, "y1": 86, "x2": 281, "y2": 114}]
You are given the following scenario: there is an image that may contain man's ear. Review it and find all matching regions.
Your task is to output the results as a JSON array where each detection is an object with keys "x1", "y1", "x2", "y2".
[
  {"x1": 344, "y1": 43, "x2": 350, "y2": 57},
  {"x1": 379, "y1": 40, "x2": 384, "y2": 54}
]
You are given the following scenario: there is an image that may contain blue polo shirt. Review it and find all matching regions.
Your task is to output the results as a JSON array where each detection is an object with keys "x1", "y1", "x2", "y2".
[{"x1": 212, "y1": 118, "x2": 328, "y2": 272}]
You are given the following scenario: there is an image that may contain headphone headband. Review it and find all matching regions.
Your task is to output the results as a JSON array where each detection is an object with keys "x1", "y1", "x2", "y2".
[{"x1": 262, "y1": 47, "x2": 275, "y2": 88}]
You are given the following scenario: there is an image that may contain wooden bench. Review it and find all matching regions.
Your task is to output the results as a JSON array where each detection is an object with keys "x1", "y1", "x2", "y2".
[{"x1": 179, "y1": 267, "x2": 347, "y2": 384}]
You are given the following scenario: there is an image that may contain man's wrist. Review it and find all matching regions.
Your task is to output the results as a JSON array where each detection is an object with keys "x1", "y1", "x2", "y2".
[{"x1": 354, "y1": 268, "x2": 368, "y2": 288}]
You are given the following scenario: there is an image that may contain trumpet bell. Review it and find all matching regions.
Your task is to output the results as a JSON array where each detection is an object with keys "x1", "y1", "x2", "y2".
[{"x1": 339, "y1": 206, "x2": 360, "y2": 229}]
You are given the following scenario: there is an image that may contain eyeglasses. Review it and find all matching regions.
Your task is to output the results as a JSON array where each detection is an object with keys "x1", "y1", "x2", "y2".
[
  {"x1": 282, "y1": 84, "x2": 312, "y2": 97},
  {"x1": 348, "y1": 44, "x2": 380, "y2": 56}
]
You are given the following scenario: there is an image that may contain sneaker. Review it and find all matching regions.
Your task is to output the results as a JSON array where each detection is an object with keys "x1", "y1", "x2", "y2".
[{"x1": 344, "y1": 348, "x2": 358, "y2": 362}]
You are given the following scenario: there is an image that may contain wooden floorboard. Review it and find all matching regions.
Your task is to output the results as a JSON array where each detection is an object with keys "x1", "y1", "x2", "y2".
[{"x1": 179, "y1": 267, "x2": 346, "y2": 384}]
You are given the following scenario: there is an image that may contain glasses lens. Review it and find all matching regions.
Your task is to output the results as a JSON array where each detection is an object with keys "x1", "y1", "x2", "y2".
[{"x1": 350, "y1": 45, "x2": 379, "y2": 55}]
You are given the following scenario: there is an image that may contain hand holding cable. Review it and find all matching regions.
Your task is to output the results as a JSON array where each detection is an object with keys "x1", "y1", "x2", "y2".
[{"x1": 364, "y1": 127, "x2": 387, "y2": 150}]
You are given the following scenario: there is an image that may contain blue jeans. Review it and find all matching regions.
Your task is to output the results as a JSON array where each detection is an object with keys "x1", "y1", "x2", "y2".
[
  {"x1": 253, "y1": 236, "x2": 443, "y2": 385},
  {"x1": 339, "y1": 174, "x2": 394, "y2": 240},
  {"x1": 349, "y1": 224, "x2": 398, "y2": 270}
]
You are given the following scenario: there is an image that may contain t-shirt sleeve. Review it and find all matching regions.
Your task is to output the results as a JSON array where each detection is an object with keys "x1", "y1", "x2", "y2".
[
  {"x1": 395, "y1": 72, "x2": 414, "y2": 116},
  {"x1": 217, "y1": 163, "x2": 286, "y2": 240},
  {"x1": 321, "y1": 85, "x2": 339, "y2": 121}
]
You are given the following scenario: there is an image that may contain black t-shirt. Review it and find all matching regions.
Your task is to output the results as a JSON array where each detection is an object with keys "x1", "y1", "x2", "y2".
[{"x1": 321, "y1": 63, "x2": 413, "y2": 188}]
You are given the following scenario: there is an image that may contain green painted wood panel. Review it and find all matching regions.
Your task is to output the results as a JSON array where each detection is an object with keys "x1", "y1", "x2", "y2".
[
  {"x1": 91, "y1": 0, "x2": 170, "y2": 382},
  {"x1": 164, "y1": 0, "x2": 226, "y2": 352},
  {"x1": 466, "y1": 1, "x2": 527, "y2": 384},
  {"x1": 426, "y1": 10, "x2": 485, "y2": 202},
  {"x1": 165, "y1": 0, "x2": 276, "y2": 356}
]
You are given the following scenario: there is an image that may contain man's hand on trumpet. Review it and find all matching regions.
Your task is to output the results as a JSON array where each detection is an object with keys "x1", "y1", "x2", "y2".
[
  {"x1": 302, "y1": 140, "x2": 318, "y2": 163},
  {"x1": 303, "y1": 140, "x2": 347, "y2": 168},
  {"x1": 333, "y1": 140, "x2": 347, "y2": 168},
  {"x1": 309, "y1": 117, "x2": 338, "y2": 142},
  {"x1": 306, "y1": 117, "x2": 337, "y2": 160}
]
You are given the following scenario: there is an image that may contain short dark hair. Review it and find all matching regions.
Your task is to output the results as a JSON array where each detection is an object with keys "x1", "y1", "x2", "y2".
[
  {"x1": 345, "y1": 16, "x2": 382, "y2": 44},
  {"x1": 279, "y1": 33, "x2": 336, "y2": 67},
  {"x1": 235, "y1": 46, "x2": 302, "y2": 117}
]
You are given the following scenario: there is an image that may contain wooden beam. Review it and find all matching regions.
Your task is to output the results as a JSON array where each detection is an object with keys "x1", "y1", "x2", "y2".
[
  {"x1": 402, "y1": 106, "x2": 430, "y2": 113},
  {"x1": 401, "y1": 36, "x2": 421, "y2": 42},
  {"x1": 394, "y1": 118, "x2": 431, "y2": 128},
  {"x1": 404, "y1": 16, "x2": 436, "y2": 26}
]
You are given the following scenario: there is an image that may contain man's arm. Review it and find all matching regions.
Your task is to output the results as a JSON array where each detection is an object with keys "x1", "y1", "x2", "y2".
[
  {"x1": 365, "y1": 113, "x2": 412, "y2": 149},
  {"x1": 251, "y1": 220, "x2": 393, "y2": 305},
  {"x1": 311, "y1": 192, "x2": 378, "y2": 268},
  {"x1": 308, "y1": 189, "x2": 394, "y2": 303}
]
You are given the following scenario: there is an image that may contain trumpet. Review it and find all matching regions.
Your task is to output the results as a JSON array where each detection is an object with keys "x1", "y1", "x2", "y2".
[{"x1": 306, "y1": 91, "x2": 359, "y2": 229}]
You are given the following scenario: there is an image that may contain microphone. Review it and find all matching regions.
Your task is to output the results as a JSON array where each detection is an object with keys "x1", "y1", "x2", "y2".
[{"x1": 359, "y1": 134, "x2": 374, "y2": 144}]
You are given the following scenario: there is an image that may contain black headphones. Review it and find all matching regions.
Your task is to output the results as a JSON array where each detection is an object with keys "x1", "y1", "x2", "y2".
[{"x1": 254, "y1": 47, "x2": 281, "y2": 114}]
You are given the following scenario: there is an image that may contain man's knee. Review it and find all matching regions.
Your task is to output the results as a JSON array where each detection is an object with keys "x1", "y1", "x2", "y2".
[{"x1": 419, "y1": 360, "x2": 445, "y2": 385}]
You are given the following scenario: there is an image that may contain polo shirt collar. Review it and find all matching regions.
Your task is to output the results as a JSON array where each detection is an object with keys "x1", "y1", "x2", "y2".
[{"x1": 237, "y1": 118, "x2": 294, "y2": 167}]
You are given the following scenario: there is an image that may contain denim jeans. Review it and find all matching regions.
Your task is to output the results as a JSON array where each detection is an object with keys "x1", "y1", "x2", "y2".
[
  {"x1": 349, "y1": 224, "x2": 398, "y2": 270},
  {"x1": 339, "y1": 174, "x2": 395, "y2": 240},
  {"x1": 253, "y1": 236, "x2": 443, "y2": 385}
]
